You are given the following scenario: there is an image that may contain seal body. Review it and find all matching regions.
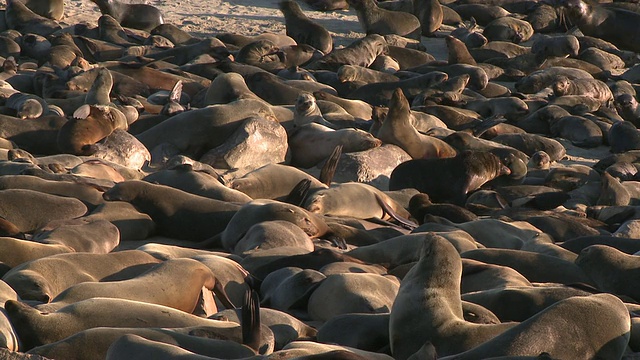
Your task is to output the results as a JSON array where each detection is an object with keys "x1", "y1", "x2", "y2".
[
  {"x1": 88, "y1": 0, "x2": 164, "y2": 31},
  {"x1": 389, "y1": 151, "x2": 511, "y2": 204}
]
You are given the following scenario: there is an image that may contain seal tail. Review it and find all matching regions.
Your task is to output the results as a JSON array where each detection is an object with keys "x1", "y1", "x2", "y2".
[
  {"x1": 319, "y1": 144, "x2": 342, "y2": 186},
  {"x1": 241, "y1": 289, "x2": 261, "y2": 354}
]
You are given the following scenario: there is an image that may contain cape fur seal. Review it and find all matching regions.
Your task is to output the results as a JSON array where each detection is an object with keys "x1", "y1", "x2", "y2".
[
  {"x1": 279, "y1": 0, "x2": 333, "y2": 55},
  {"x1": 88, "y1": 0, "x2": 164, "y2": 31},
  {"x1": 389, "y1": 151, "x2": 511, "y2": 205}
]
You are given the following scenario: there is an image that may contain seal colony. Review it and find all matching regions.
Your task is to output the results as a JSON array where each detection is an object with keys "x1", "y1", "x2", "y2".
[{"x1": 1, "y1": 0, "x2": 640, "y2": 358}]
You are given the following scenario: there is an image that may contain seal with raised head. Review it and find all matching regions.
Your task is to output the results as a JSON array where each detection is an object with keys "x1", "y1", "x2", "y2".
[
  {"x1": 88, "y1": 0, "x2": 164, "y2": 31},
  {"x1": 389, "y1": 150, "x2": 511, "y2": 205},
  {"x1": 561, "y1": 0, "x2": 640, "y2": 53},
  {"x1": 377, "y1": 88, "x2": 457, "y2": 159},
  {"x1": 279, "y1": 0, "x2": 333, "y2": 55}
]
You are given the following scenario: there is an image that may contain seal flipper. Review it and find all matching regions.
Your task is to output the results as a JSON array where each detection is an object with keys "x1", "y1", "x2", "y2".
[
  {"x1": 285, "y1": 179, "x2": 311, "y2": 207},
  {"x1": 212, "y1": 278, "x2": 236, "y2": 310},
  {"x1": 374, "y1": 193, "x2": 418, "y2": 230},
  {"x1": 470, "y1": 115, "x2": 507, "y2": 137},
  {"x1": 241, "y1": 289, "x2": 261, "y2": 354},
  {"x1": 319, "y1": 144, "x2": 342, "y2": 186}
]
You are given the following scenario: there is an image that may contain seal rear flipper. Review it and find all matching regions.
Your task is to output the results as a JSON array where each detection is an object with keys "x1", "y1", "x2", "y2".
[
  {"x1": 241, "y1": 289, "x2": 261, "y2": 354},
  {"x1": 319, "y1": 144, "x2": 342, "y2": 186},
  {"x1": 284, "y1": 179, "x2": 312, "y2": 207},
  {"x1": 374, "y1": 193, "x2": 418, "y2": 230}
]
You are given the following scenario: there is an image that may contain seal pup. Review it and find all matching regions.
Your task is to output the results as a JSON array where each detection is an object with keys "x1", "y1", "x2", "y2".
[
  {"x1": 88, "y1": 0, "x2": 164, "y2": 31},
  {"x1": 57, "y1": 105, "x2": 126, "y2": 156},
  {"x1": 279, "y1": 0, "x2": 333, "y2": 55},
  {"x1": 347, "y1": 0, "x2": 421, "y2": 40},
  {"x1": 293, "y1": 93, "x2": 338, "y2": 128},
  {"x1": 389, "y1": 151, "x2": 511, "y2": 205}
]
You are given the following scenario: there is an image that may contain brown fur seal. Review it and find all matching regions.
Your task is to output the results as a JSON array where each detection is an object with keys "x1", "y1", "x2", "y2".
[
  {"x1": 103, "y1": 180, "x2": 241, "y2": 241},
  {"x1": 57, "y1": 105, "x2": 126, "y2": 156},
  {"x1": 413, "y1": 0, "x2": 443, "y2": 36},
  {"x1": 5, "y1": 0, "x2": 61, "y2": 36},
  {"x1": 482, "y1": 16, "x2": 534, "y2": 44},
  {"x1": 229, "y1": 163, "x2": 328, "y2": 201},
  {"x1": 5, "y1": 298, "x2": 240, "y2": 350},
  {"x1": 389, "y1": 234, "x2": 516, "y2": 359},
  {"x1": 389, "y1": 151, "x2": 511, "y2": 205},
  {"x1": 279, "y1": 1, "x2": 333, "y2": 55},
  {"x1": 306, "y1": 34, "x2": 387, "y2": 72},
  {"x1": 20, "y1": 0, "x2": 63, "y2": 20},
  {"x1": 347, "y1": 0, "x2": 421, "y2": 40},
  {"x1": 203, "y1": 72, "x2": 263, "y2": 106},
  {"x1": 437, "y1": 293, "x2": 629, "y2": 359},
  {"x1": 2, "y1": 250, "x2": 161, "y2": 302},
  {"x1": 562, "y1": 0, "x2": 640, "y2": 53},
  {"x1": 348, "y1": 71, "x2": 449, "y2": 106},
  {"x1": 88, "y1": 0, "x2": 164, "y2": 31},
  {"x1": 337, "y1": 65, "x2": 399, "y2": 84},
  {"x1": 307, "y1": 273, "x2": 399, "y2": 322},
  {"x1": 377, "y1": 88, "x2": 457, "y2": 159},
  {"x1": 303, "y1": 182, "x2": 411, "y2": 220},
  {"x1": 288, "y1": 123, "x2": 382, "y2": 168},
  {"x1": 446, "y1": 35, "x2": 477, "y2": 66},
  {"x1": 531, "y1": 34, "x2": 580, "y2": 61},
  {"x1": 576, "y1": 244, "x2": 640, "y2": 301},
  {"x1": 552, "y1": 76, "x2": 613, "y2": 105},
  {"x1": 293, "y1": 93, "x2": 338, "y2": 128},
  {"x1": 220, "y1": 199, "x2": 328, "y2": 252},
  {"x1": 36, "y1": 258, "x2": 233, "y2": 313},
  {"x1": 135, "y1": 99, "x2": 275, "y2": 161}
]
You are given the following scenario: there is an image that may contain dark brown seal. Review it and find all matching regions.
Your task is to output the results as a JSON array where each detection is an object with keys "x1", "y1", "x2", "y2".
[
  {"x1": 389, "y1": 150, "x2": 511, "y2": 205},
  {"x1": 279, "y1": 0, "x2": 333, "y2": 55},
  {"x1": 562, "y1": 0, "x2": 640, "y2": 53}
]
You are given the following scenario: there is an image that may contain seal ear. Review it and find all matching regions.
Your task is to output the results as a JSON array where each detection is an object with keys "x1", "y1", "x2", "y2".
[{"x1": 73, "y1": 104, "x2": 91, "y2": 119}]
